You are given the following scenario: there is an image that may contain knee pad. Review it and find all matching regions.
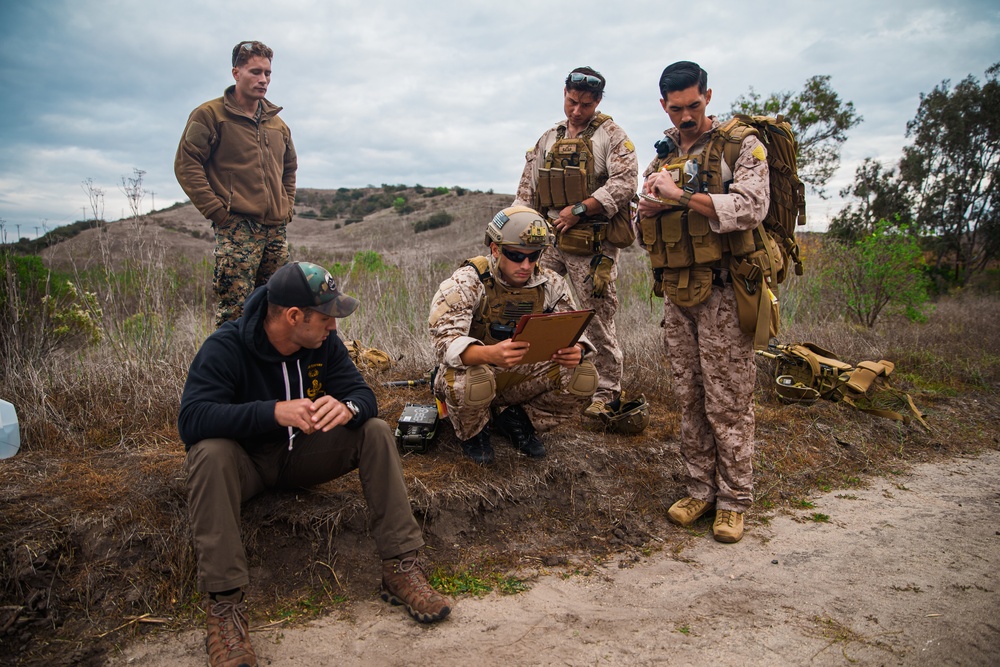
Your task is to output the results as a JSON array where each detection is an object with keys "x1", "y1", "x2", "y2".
[
  {"x1": 464, "y1": 364, "x2": 496, "y2": 408},
  {"x1": 568, "y1": 360, "x2": 599, "y2": 397}
]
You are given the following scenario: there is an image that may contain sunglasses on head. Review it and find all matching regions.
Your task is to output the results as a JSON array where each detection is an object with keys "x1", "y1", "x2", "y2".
[
  {"x1": 501, "y1": 247, "x2": 543, "y2": 263},
  {"x1": 232, "y1": 41, "x2": 254, "y2": 67},
  {"x1": 569, "y1": 72, "x2": 604, "y2": 90}
]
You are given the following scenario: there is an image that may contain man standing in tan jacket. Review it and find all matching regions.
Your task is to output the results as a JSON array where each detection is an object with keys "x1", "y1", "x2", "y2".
[{"x1": 175, "y1": 40, "x2": 297, "y2": 327}]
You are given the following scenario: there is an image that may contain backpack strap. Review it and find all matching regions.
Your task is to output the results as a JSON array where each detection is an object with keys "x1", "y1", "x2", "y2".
[{"x1": 463, "y1": 256, "x2": 493, "y2": 286}]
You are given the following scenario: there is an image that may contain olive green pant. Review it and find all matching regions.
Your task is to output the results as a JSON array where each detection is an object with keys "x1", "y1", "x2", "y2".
[{"x1": 184, "y1": 418, "x2": 424, "y2": 594}]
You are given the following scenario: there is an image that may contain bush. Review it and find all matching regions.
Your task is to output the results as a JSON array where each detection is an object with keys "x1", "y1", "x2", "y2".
[
  {"x1": 413, "y1": 211, "x2": 454, "y2": 233},
  {"x1": 393, "y1": 196, "x2": 414, "y2": 216},
  {"x1": 823, "y1": 220, "x2": 930, "y2": 327}
]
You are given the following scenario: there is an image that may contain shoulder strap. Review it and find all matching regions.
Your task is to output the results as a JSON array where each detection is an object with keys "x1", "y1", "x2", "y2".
[{"x1": 462, "y1": 256, "x2": 492, "y2": 285}]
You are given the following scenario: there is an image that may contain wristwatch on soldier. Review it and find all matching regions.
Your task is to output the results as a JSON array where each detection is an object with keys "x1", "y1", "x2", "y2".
[
  {"x1": 571, "y1": 202, "x2": 588, "y2": 218},
  {"x1": 345, "y1": 401, "x2": 359, "y2": 417}
]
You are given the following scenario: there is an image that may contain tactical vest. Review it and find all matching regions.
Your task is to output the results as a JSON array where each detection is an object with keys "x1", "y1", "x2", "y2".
[
  {"x1": 640, "y1": 129, "x2": 756, "y2": 272},
  {"x1": 537, "y1": 114, "x2": 615, "y2": 255},
  {"x1": 463, "y1": 256, "x2": 546, "y2": 345}
]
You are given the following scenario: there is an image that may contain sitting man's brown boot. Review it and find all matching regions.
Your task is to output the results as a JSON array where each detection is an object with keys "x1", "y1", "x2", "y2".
[
  {"x1": 204, "y1": 591, "x2": 256, "y2": 667},
  {"x1": 667, "y1": 496, "x2": 713, "y2": 528},
  {"x1": 713, "y1": 509, "x2": 745, "y2": 543},
  {"x1": 381, "y1": 551, "x2": 453, "y2": 623}
]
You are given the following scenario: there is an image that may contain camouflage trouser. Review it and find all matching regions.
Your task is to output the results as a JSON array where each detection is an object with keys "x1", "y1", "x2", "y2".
[
  {"x1": 213, "y1": 215, "x2": 289, "y2": 327},
  {"x1": 540, "y1": 245, "x2": 622, "y2": 404},
  {"x1": 662, "y1": 285, "x2": 755, "y2": 513},
  {"x1": 433, "y1": 359, "x2": 597, "y2": 441}
]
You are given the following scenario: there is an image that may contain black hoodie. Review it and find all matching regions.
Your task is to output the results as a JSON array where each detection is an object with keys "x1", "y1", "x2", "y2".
[{"x1": 178, "y1": 285, "x2": 376, "y2": 451}]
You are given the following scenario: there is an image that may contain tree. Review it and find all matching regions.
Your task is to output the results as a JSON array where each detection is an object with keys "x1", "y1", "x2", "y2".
[
  {"x1": 828, "y1": 158, "x2": 912, "y2": 243},
  {"x1": 898, "y1": 63, "x2": 1000, "y2": 288},
  {"x1": 730, "y1": 75, "x2": 862, "y2": 197}
]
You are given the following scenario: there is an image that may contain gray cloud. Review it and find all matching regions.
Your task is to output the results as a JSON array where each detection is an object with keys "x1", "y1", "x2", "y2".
[{"x1": 1, "y1": 0, "x2": 997, "y2": 236}]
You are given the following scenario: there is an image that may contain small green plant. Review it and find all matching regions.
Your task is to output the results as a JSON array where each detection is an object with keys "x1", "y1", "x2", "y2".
[
  {"x1": 677, "y1": 625, "x2": 691, "y2": 635},
  {"x1": 810, "y1": 513, "x2": 831, "y2": 523},
  {"x1": 792, "y1": 498, "x2": 815, "y2": 509},
  {"x1": 429, "y1": 567, "x2": 528, "y2": 597}
]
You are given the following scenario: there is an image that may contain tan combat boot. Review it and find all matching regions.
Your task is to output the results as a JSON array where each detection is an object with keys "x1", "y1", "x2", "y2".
[
  {"x1": 381, "y1": 552, "x2": 453, "y2": 623},
  {"x1": 204, "y1": 595, "x2": 256, "y2": 667},
  {"x1": 667, "y1": 497, "x2": 714, "y2": 527},
  {"x1": 713, "y1": 509, "x2": 745, "y2": 543}
]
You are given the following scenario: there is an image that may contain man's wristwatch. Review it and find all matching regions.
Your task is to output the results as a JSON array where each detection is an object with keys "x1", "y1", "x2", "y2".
[
  {"x1": 571, "y1": 202, "x2": 588, "y2": 218},
  {"x1": 679, "y1": 191, "x2": 693, "y2": 207},
  {"x1": 344, "y1": 401, "x2": 359, "y2": 417}
]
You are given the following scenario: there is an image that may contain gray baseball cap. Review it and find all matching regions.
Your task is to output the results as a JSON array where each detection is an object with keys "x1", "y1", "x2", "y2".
[{"x1": 267, "y1": 262, "x2": 359, "y2": 318}]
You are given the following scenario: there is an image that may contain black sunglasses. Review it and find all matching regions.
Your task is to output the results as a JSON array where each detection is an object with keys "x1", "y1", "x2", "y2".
[
  {"x1": 569, "y1": 72, "x2": 604, "y2": 90},
  {"x1": 501, "y1": 247, "x2": 543, "y2": 263}
]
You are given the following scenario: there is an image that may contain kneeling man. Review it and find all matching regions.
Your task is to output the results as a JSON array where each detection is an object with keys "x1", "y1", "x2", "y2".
[{"x1": 428, "y1": 206, "x2": 599, "y2": 465}]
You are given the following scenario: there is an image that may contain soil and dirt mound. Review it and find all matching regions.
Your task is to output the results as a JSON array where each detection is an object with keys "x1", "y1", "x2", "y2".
[{"x1": 110, "y1": 450, "x2": 1000, "y2": 666}]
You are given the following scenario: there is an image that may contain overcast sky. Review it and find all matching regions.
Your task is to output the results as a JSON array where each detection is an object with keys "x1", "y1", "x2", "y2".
[{"x1": 1, "y1": 0, "x2": 997, "y2": 239}]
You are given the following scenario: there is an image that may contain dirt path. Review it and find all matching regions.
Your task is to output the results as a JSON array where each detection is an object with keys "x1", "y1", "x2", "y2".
[{"x1": 110, "y1": 451, "x2": 1000, "y2": 666}]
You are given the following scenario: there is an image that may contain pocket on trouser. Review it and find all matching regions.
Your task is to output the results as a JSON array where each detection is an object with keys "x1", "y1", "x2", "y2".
[
  {"x1": 464, "y1": 364, "x2": 496, "y2": 408},
  {"x1": 662, "y1": 266, "x2": 713, "y2": 307},
  {"x1": 567, "y1": 360, "x2": 599, "y2": 397}
]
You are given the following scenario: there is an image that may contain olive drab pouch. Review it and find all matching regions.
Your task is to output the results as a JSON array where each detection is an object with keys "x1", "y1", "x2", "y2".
[
  {"x1": 549, "y1": 168, "x2": 566, "y2": 208},
  {"x1": 563, "y1": 165, "x2": 586, "y2": 203},
  {"x1": 661, "y1": 211, "x2": 695, "y2": 268},
  {"x1": 688, "y1": 210, "x2": 723, "y2": 265},
  {"x1": 605, "y1": 194, "x2": 638, "y2": 249},
  {"x1": 661, "y1": 266, "x2": 713, "y2": 307},
  {"x1": 537, "y1": 169, "x2": 554, "y2": 208},
  {"x1": 557, "y1": 225, "x2": 602, "y2": 256}
]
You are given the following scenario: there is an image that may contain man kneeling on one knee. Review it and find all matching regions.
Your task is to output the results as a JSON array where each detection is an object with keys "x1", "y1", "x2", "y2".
[{"x1": 428, "y1": 206, "x2": 599, "y2": 465}]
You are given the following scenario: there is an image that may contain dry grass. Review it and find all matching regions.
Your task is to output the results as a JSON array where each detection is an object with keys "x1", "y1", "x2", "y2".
[{"x1": 1, "y1": 194, "x2": 999, "y2": 666}]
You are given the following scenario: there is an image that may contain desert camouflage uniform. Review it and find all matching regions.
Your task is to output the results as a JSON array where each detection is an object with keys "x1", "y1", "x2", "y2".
[
  {"x1": 428, "y1": 258, "x2": 596, "y2": 441},
  {"x1": 644, "y1": 118, "x2": 769, "y2": 513},
  {"x1": 514, "y1": 117, "x2": 637, "y2": 405}
]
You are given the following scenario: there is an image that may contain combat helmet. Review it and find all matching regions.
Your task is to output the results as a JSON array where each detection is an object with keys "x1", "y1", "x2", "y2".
[
  {"x1": 485, "y1": 206, "x2": 554, "y2": 249},
  {"x1": 600, "y1": 395, "x2": 650, "y2": 435}
]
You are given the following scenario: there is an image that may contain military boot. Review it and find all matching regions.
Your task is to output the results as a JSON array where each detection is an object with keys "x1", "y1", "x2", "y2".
[
  {"x1": 204, "y1": 592, "x2": 256, "y2": 667},
  {"x1": 493, "y1": 405, "x2": 545, "y2": 458},
  {"x1": 713, "y1": 510, "x2": 745, "y2": 543},
  {"x1": 461, "y1": 425, "x2": 495, "y2": 465},
  {"x1": 584, "y1": 395, "x2": 620, "y2": 420},
  {"x1": 667, "y1": 497, "x2": 714, "y2": 528},
  {"x1": 381, "y1": 551, "x2": 453, "y2": 623}
]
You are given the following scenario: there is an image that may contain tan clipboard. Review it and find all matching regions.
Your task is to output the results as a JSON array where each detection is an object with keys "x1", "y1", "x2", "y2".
[{"x1": 510, "y1": 309, "x2": 595, "y2": 364}]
